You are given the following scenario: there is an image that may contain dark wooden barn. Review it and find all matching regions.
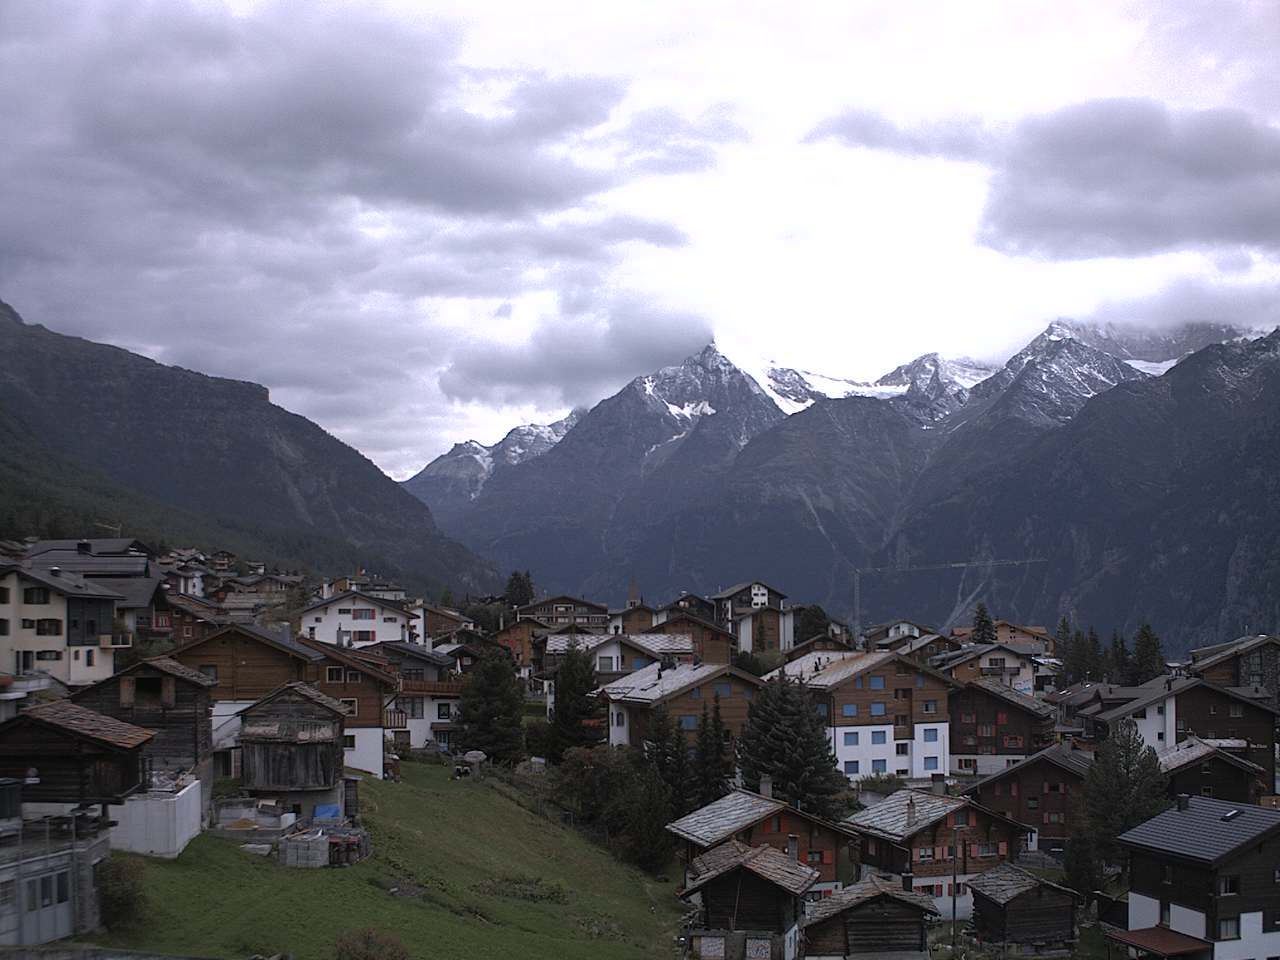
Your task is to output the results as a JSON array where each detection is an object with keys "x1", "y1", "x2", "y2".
[
  {"x1": 71, "y1": 657, "x2": 215, "y2": 775},
  {"x1": 802, "y1": 875, "x2": 939, "y2": 959},
  {"x1": 968, "y1": 862, "x2": 1078, "y2": 949},
  {"x1": 0, "y1": 700, "x2": 154, "y2": 805},
  {"x1": 238, "y1": 682, "x2": 348, "y2": 802},
  {"x1": 679, "y1": 840, "x2": 818, "y2": 960}
]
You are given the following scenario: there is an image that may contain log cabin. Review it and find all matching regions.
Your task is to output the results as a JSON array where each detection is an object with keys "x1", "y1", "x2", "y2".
[
  {"x1": 802, "y1": 874, "x2": 939, "y2": 960},
  {"x1": 679, "y1": 840, "x2": 818, "y2": 960},
  {"x1": 962, "y1": 742, "x2": 1094, "y2": 854},
  {"x1": 968, "y1": 862, "x2": 1078, "y2": 950}
]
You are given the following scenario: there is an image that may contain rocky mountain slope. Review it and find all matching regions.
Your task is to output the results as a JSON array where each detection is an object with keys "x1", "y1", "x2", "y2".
[{"x1": 0, "y1": 300, "x2": 497, "y2": 595}]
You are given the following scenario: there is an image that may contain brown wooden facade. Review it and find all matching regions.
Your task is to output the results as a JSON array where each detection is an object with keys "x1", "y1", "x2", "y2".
[
  {"x1": 821, "y1": 658, "x2": 953, "y2": 742},
  {"x1": 239, "y1": 685, "x2": 346, "y2": 793},
  {"x1": 653, "y1": 613, "x2": 735, "y2": 664},
  {"x1": 971, "y1": 877, "x2": 1076, "y2": 945},
  {"x1": 493, "y1": 619, "x2": 544, "y2": 670},
  {"x1": 805, "y1": 893, "x2": 932, "y2": 957},
  {"x1": 0, "y1": 706, "x2": 152, "y2": 805},
  {"x1": 1173, "y1": 685, "x2": 1276, "y2": 787},
  {"x1": 965, "y1": 752, "x2": 1089, "y2": 849},
  {"x1": 949, "y1": 683, "x2": 1054, "y2": 765},
  {"x1": 1166, "y1": 752, "x2": 1265, "y2": 805},
  {"x1": 854, "y1": 805, "x2": 1026, "y2": 885}
]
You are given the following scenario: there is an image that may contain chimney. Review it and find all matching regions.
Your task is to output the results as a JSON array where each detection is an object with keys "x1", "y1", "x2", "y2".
[
  {"x1": 906, "y1": 796, "x2": 917, "y2": 827},
  {"x1": 48, "y1": 566, "x2": 61, "y2": 578},
  {"x1": 901, "y1": 866, "x2": 914, "y2": 892},
  {"x1": 930, "y1": 774, "x2": 946, "y2": 796},
  {"x1": 786, "y1": 834, "x2": 799, "y2": 861},
  {"x1": 76, "y1": 539, "x2": 91, "y2": 555},
  {"x1": 1176, "y1": 793, "x2": 1190, "y2": 811},
  {"x1": 759, "y1": 775, "x2": 773, "y2": 799}
]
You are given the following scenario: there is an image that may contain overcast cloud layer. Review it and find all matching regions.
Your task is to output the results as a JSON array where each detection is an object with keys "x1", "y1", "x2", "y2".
[{"x1": 2, "y1": 0, "x2": 1278, "y2": 477}]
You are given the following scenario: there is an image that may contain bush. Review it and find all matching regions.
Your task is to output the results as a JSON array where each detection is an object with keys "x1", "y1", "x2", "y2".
[
  {"x1": 524, "y1": 717, "x2": 553, "y2": 759},
  {"x1": 334, "y1": 928, "x2": 410, "y2": 960},
  {"x1": 97, "y1": 854, "x2": 147, "y2": 931}
]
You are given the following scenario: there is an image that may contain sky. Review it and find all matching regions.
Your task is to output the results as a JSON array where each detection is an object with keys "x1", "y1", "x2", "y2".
[{"x1": 2, "y1": 0, "x2": 1278, "y2": 478}]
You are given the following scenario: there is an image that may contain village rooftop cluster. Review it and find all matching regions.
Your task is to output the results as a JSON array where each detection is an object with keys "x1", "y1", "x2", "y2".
[{"x1": 0, "y1": 537, "x2": 1278, "y2": 959}]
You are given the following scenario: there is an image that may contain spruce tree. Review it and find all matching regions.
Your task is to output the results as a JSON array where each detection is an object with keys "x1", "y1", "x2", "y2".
[
  {"x1": 1108, "y1": 630, "x2": 1132, "y2": 685},
  {"x1": 1064, "y1": 629, "x2": 1088, "y2": 686},
  {"x1": 692, "y1": 695, "x2": 731, "y2": 808},
  {"x1": 1053, "y1": 616, "x2": 1072, "y2": 660},
  {"x1": 1084, "y1": 627, "x2": 1103, "y2": 680},
  {"x1": 648, "y1": 707, "x2": 693, "y2": 816},
  {"x1": 1063, "y1": 836, "x2": 1098, "y2": 901},
  {"x1": 737, "y1": 674, "x2": 848, "y2": 820},
  {"x1": 1084, "y1": 719, "x2": 1170, "y2": 865},
  {"x1": 457, "y1": 649, "x2": 526, "y2": 763},
  {"x1": 1132, "y1": 624, "x2": 1165, "y2": 683},
  {"x1": 548, "y1": 642, "x2": 602, "y2": 761},
  {"x1": 620, "y1": 762, "x2": 675, "y2": 872},
  {"x1": 504, "y1": 570, "x2": 534, "y2": 607},
  {"x1": 971, "y1": 602, "x2": 997, "y2": 645}
]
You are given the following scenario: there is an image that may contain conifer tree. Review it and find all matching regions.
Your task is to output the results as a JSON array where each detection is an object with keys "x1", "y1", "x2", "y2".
[
  {"x1": 1108, "y1": 630, "x2": 1132, "y2": 685},
  {"x1": 1084, "y1": 627, "x2": 1103, "y2": 680},
  {"x1": 503, "y1": 570, "x2": 535, "y2": 607},
  {"x1": 1084, "y1": 719, "x2": 1169, "y2": 865},
  {"x1": 1132, "y1": 624, "x2": 1165, "y2": 683},
  {"x1": 648, "y1": 707, "x2": 693, "y2": 816},
  {"x1": 737, "y1": 674, "x2": 848, "y2": 820},
  {"x1": 548, "y1": 641, "x2": 602, "y2": 761},
  {"x1": 1064, "y1": 629, "x2": 1088, "y2": 686},
  {"x1": 1053, "y1": 616, "x2": 1072, "y2": 659},
  {"x1": 457, "y1": 649, "x2": 526, "y2": 763},
  {"x1": 692, "y1": 695, "x2": 731, "y2": 808},
  {"x1": 971, "y1": 602, "x2": 997, "y2": 645},
  {"x1": 620, "y1": 761, "x2": 675, "y2": 872}
]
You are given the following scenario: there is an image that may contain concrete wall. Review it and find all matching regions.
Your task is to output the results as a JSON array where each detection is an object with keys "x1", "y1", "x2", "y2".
[
  {"x1": 345, "y1": 726, "x2": 384, "y2": 779},
  {"x1": 108, "y1": 780, "x2": 202, "y2": 859}
]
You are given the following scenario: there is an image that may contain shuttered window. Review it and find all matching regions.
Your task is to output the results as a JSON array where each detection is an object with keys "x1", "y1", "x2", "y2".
[{"x1": 120, "y1": 677, "x2": 135, "y2": 707}]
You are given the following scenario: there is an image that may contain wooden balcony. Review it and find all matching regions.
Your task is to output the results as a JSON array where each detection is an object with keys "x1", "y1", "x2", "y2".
[
  {"x1": 384, "y1": 710, "x2": 408, "y2": 730},
  {"x1": 400, "y1": 679, "x2": 464, "y2": 696},
  {"x1": 100, "y1": 632, "x2": 132, "y2": 648}
]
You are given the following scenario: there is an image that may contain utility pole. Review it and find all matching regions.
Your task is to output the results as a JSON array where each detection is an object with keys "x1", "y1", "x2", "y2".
[{"x1": 852, "y1": 557, "x2": 1049, "y2": 644}]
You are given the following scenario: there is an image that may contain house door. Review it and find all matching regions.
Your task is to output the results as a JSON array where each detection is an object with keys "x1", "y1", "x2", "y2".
[
  {"x1": 16, "y1": 651, "x2": 33, "y2": 675},
  {"x1": 20, "y1": 870, "x2": 74, "y2": 944}
]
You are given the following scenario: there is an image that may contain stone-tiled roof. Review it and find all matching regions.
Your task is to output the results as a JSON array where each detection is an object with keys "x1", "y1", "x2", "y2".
[
  {"x1": 1189, "y1": 634, "x2": 1277, "y2": 671},
  {"x1": 1157, "y1": 735, "x2": 1265, "y2": 776},
  {"x1": 967, "y1": 862, "x2": 1077, "y2": 905},
  {"x1": 683, "y1": 840, "x2": 818, "y2": 897},
  {"x1": 962, "y1": 744, "x2": 1094, "y2": 799},
  {"x1": 767, "y1": 650, "x2": 896, "y2": 690},
  {"x1": 22, "y1": 700, "x2": 155, "y2": 749},
  {"x1": 666, "y1": 790, "x2": 785, "y2": 846},
  {"x1": 1117, "y1": 795, "x2": 1280, "y2": 865},
  {"x1": 803, "y1": 875, "x2": 938, "y2": 926},
  {"x1": 844, "y1": 789, "x2": 967, "y2": 841},
  {"x1": 130, "y1": 657, "x2": 217, "y2": 687},
  {"x1": 968, "y1": 677, "x2": 1056, "y2": 718},
  {"x1": 241, "y1": 681, "x2": 351, "y2": 717},
  {"x1": 597, "y1": 661, "x2": 758, "y2": 704}
]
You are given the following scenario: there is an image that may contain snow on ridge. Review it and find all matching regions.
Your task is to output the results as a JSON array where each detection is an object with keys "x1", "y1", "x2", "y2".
[{"x1": 1126, "y1": 358, "x2": 1178, "y2": 376}]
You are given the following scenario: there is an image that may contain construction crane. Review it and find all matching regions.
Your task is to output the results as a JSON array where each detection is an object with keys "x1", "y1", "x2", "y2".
[{"x1": 852, "y1": 557, "x2": 1049, "y2": 642}]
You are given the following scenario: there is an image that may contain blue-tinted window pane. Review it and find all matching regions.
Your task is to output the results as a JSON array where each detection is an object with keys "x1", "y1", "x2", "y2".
[
  {"x1": 842, "y1": 703, "x2": 858, "y2": 717},
  {"x1": 844, "y1": 760, "x2": 859, "y2": 774},
  {"x1": 843, "y1": 731, "x2": 859, "y2": 746},
  {"x1": 924, "y1": 756, "x2": 939, "y2": 771},
  {"x1": 872, "y1": 759, "x2": 887, "y2": 773},
  {"x1": 870, "y1": 702, "x2": 886, "y2": 716},
  {"x1": 869, "y1": 675, "x2": 885, "y2": 690},
  {"x1": 924, "y1": 728, "x2": 938, "y2": 743},
  {"x1": 871, "y1": 731, "x2": 886, "y2": 745}
]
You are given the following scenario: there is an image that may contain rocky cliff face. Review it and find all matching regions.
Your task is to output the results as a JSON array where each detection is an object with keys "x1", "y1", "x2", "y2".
[{"x1": 0, "y1": 301, "x2": 497, "y2": 595}]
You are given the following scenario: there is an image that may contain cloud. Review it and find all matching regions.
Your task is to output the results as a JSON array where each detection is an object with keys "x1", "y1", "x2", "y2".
[
  {"x1": 805, "y1": 108, "x2": 996, "y2": 160},
  {"x1": 439, "y1": 301, "x2": 715, "y2": 408},
  {"x1": 1083, "y1": 275, "x2": 1280, "y2": 332},
  {"x1": 978, "y1": 98, "x2": 1280, "y2": 259},
  {"x1": 0, "y1": 1, "x2": 741, "y2": 476}
]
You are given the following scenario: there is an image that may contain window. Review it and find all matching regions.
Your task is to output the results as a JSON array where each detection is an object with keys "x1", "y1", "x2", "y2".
[
  {"x1": 924, "y1": 756, "x2": 939, "y2": 771},
  {"x1": 894, "y1": 714, "x2": 908, "y2": 728},
  {"x1": 1219, "y1": 875, "x2": 1240, "y2": 895},
  {"x1": 953, "y1": 810, "x2": 969, "y2": 827},
  {"x1": 402, "y1": 698, "x2": 425, "y2": 719},
  {"x1": 35, "y1": 650, "x2": 62, "y2": 661},
  {"x1": 1218, "y1": 917, "x2": 1240, "y2": 941},
  {"x1": 326, "y1": 666, "x2": 344, "y2": 683},
  {"x1": 896, "y1": 743, "x2": 909, "y2": 755},
  {"x1": 870, "y1": 702, "x2": 886, "y2": 716},
  {"x1": 844, "y1": 760, "x2": 859, "y2": 775},
  {"x1": 806, "y1": 850, "x2": 823, "y2": 865},
  {"x1": 917, "y1": 846, "x2": 934, "y2": 862},
  {"x1": 1003, "y1": 736, "x2": 1024, "y2": 749},
  {"x1": 923, "y1": 700, "x2": 937, "y2": 714},
  {"x1": 0, "y1": 619, "x2": 7, "y2": 637},
  {"x1": 1230, "y1": 703, "x2": 1243, "y2": 718},
  {"x1": 21, "y1": 619, "x2": 34, "y2": 629},
  {"x1": 958, "y1": 758, "x2": 976, "y2": 770},
  {"x1": 854, "y1": 676, "x2": 863, "y2": 689},
  {"x1": 869, "y1": 675, "x2": 885, "y2": 690},
  {"x1": 815, "y1": 702, "x2": 829, "y2": 718},
  {"x1": 1043, "y1": 812, "x2": 1064, "y2": 824},
  {"x1": 714, "y1": 682, "x2": 732, "y2": 698},
  {"x1": 22, "y1": 587, "x2": 50, "y2": 604},
  {"x1": 960, "y1": 712, "x2": 975, "y2": 723},
  {"x1": 596, "y1": 656, "x2": 614, "y2": 672},
  {"x1": 337, "y1": 608, "x2": 352, "y2": 615},
  {"x1": 872, "y1": 759, "x2": 886, "y2": 773},
  {"x1": 35, "y1": 619, "x2": 62, "y2": 636},
  {"x1": 340, "y1": 698, "x2": 358, "y2": 717},
  {"x1": 690, "y1": 686, "x2": 702, "y2": 698},
  {"x1": 85, "y1": 649, "x2": 94, "y2": 668},
  {"x1": 383, "y1": 616, "x2": 398, "y2": 623},
  {"x1": 842, "y1": 703, "x2": 858, "y2": 717},
  {"x1": 1160, "y1": 901, "x2": 1171, "y2": 927},
  {"x1": 0, "y1": 880, "x2": 12, "y2": 908},
  {"x1": 55, "y1": 872, "x2": 68, "y2": 905},
  {"x1": 1202, "y1": 786, "x2": 1215, "y2": 797},
  {"x1": 894, "y1": 688, "x2": 910, "y2": 701},
  {"x1": 871, "y1": 731, "x2": 887, "y2": 745},
  {"x1": 352, "y1": 609, "x2": 375, "y2": 620},
  {"x1": 437, "y1": 702, "x2": 451, "y2": 720},
  {"x1": 916, "y1": 675, "x2": 925, "y2": 688},
  {"x1": 343, "y1": 735, "x2": 356, "y2": 749},
  {"x1": 679, "y1": 715, "x2": 698, "y2": 730},
  {"x1": 924, "y1": 728, "x2": 938, "y2": 743},
  {"x1": 843, "y1": 731, "x2": 859, "y2": 746},
  {"x1": 314, "y1": 616, "x2": 322, "y2": 623},
  {"x1": 1027, "y1": 797, "x2": 1039, "y2": 810},
  {"x1": 613, "y1": 711, "x2": 624, "y2": 727},
  {"x1": 977, "y1": 724, "x2": 995, "y2": 737},
  {"x1": 0, "y1": 587, "x2": 7, "y2": 603},
  {"x1": 977, "y1": 841, "x2": 998, "y2": 857}
]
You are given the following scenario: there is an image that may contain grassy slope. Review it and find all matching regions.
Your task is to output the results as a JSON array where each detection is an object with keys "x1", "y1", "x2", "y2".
[{"x1": 91, "y1": 763, "x2": 683, "y2": 960}]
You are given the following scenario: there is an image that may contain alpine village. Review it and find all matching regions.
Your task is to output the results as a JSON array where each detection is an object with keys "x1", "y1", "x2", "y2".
[{"x1": 0, "y1": 529, "x2": 1278, "y2": 960}]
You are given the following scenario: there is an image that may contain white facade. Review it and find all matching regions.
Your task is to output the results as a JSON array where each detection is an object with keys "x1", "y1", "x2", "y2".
[
  {"x1": 736, "y1": 609, "x2": 795, "y2": 653},
  {"x1": 345, "y1": 726, "x2": 385, "y2": 779},
  {"x1": 912, "y1": 876, "x2": 977, "y2": 920},
  {"x1": 951, "y1": 752, "x2": 1024, "y2": 777},
  {"x1": 1129, "y1": 696, "x2": 1178, "y2": 750},
  {"x1": 109, "y1": 780, "x2": 203, "y2": 859},
  {"x1": 394, "y1": 694, "x2": 459, "y2": 749},
  {"x1": 304, "y1": 594, "x2": 415, "y2": 648},
  {"x1": 0, "y1": 571, "x2": 116, "y2": 686},
  {"x1": 832, "y1": 722, "x2": 950, "y2": 781},
  {"x1": 607, "y1": 703, "x2": 632, "y2": 747},
  {"x1": 1129, "y1": 890, "x2": 1280, "y2": 960},
  {"x1": 971, "y1": 650, "x2": 1036, "y2": 695}
]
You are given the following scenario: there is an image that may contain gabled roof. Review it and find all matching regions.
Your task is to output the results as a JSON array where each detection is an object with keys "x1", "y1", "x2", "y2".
[
  {"x1": 1156, "y1": 735, "x2": 1266, "y2": 778},
  {"x1": 1189, "y1": 634, "x2": 1280, "y2": 672},
  {"x1": 657, "y1": 610, "x2": 734, "y2": 638},
  {"x1": 803, "y1": 875, "x2": 939, "y2": 926},
  {"x1": 172, "y1": 622, "x2": 325, "y2": 663},
  {"x1": 368, "y1": 640, "x2": 454, "y2": 669},
  {"x1": 516, "y1": 595, "x2": 609, "y2": 614},
  {"x1": 300, "y1": 590, "x2": 417, "y2": 618},
  {"x1": 1117, "y1": 795, "x2": 1280, "y2": 866},
  {"x1": 768, "y1": 650, "x2": 955, "y2": 692},
  {"x1": 896, "y1": 633, "x2": 952, "y2": 655},
  {"x1": 0, "y1": 562, "x2": 124, "y2": 601},
  {"x1": 17, "y1": 700, "x2": 155, "y2": 750},
  {"x1": 297, "y1": 638, "x2": 400, "y2": 687},
  {"x1": 1094, "y1": 676, "x2": 1280, "y2": 725},
  {"x1": 682, "y1": 840, "x2": 818, "y2": 897},
  {"x1": 24, "y1": 538, "x2": 151, "y2": 558},
  {"x1": 667, "y1": 790, "x2": 785, "y2": 847},
  {"x1": 847, "y1": 789, "x2": 1031, "y2": 843},
  {"x1": 543, "y1": 633, "x2": 695, "y2": 658},
  {"x1": 114, "y1": 657, "x2": 216, "y2": 688},
  {"x1": 930, "y1": 642, "x2": 1038, "y2": 671},
  {"x1": 597, "y1": 661, "x2": 762, "y2": 705},
  {"x1": 965, "y1": 677, "x2": 1056, "y2": 719},
  {"x1": 710, "y1": 580, "x2": 788, "y2": 600},
  {"x1": 967, "y1": 862, "x2": 1077, "y2": 905},
  {"x1": 240, "y1": 681, "x2": 350, "y2": 717},
  {"x1": 962, "y1": 744, "x2": 1095, "y2": 797},
  {"x1": 86, "y1": 575, "x2": 163, "y2": 609}
]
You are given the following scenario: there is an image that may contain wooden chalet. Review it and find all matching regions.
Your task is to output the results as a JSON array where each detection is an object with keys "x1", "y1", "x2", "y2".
[
  {"x1": 0, "y1": 700, "x2": 154, "y2": 806},
  {"x1": 1188, "y1": 634, "x2": 1280, "y2": 713},
  {"x1": 70, "y1": 656, "x2": 215, "y2": 776},
  {"x1": 237, "y1": 682, "x2": 349, "y2": 818},
  {"x1": 516, "y1": 595, "x2": 609, "y2": 630},
  {"x1": 666, "y1": 786, "x2": 858, "y2": 893},
  {"x1": 652, "y1": 611, "x2": 736, "y2": 664},
  {"x1": 784, "y1": 634, "x2": 853, "y2": 664},
  {"x1": 949, "y1": 677, "x2": 1056, "y2": 776},
  {"x1": 843, "y1": 788, "x2": 1031, "y2": 920},
  {"x1": 493, "y1": 617, "x2": 548, "y2": 675},
  {"x1": 802, "y1": 875, "x2": 939, "y2": 960},
  {"x1": 597, "y1": 661, "x2": 764, "y2": 749},
  {"x1": 661, "y1": 592, "x2": 718, "y2": 624},
  {"x1": 613, "y1": 602, "x2": 657, "y2": 634},
  {"x1": 679, "y1": 840, "x2": 818, "y2": 960},
  {"x1": 1157, "y1": 735, "x2": 1267, "y2": 805},
  {"x1": 366, "y1": 641, "x2": 465, "y2": 752},
  {"x1": 165, "y1": 593, "x2": 228, "y2": 644},
  {"x1": 953, "y1": 621, "x2": 1054, "y2": 653},
  {"x1": 962, "y1": 743, "x2": 1094, "y2": 853},
  {"x1": 417, "y1": 604, "x2": 473, "y2": 639},
  {"x1": 968, "y1": 862, "x2": 1078, "y2": 949}
]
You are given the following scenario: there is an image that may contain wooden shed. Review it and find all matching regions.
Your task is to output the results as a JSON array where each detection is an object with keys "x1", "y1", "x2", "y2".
[
  {"x1": 679, "y1": 840, "x2": 818, "y2": 960},
  {"x1": 802, "y1": 875, "x2": 939, "y2": 960},
  {"x1": 968, "y1": 862, "x2": 1078, "y2": 950},
  {"x1": 0, "y1": 700, "x2": 154, "y2": 805},
  {"x1": 71, "y1": 657, "x2": 215, "y2": 774},
  {"x1": 238, "y1": 682, "x2": 349, "y2": 806}
]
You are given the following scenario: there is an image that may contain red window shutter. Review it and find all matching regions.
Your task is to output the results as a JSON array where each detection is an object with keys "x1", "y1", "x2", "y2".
[
  {"x1": 1043, "y1": 780, "x2": 1049, "y2": 794},
  {"x1": 1011, "y1": 782, "x2": 1018, "y2": 797},
  {"x1": 1043, "y1": 813, "x2": 1050, "y2": 825},
  {"x1": 934, "y1": 845, "x2": 943, "y2": 861},
  {"x1": 822, "y1": 849, "x2": 832, "y2": 865},
  {"x1": 970, "y1": 843, "x2": 980, "y2": 858}
]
